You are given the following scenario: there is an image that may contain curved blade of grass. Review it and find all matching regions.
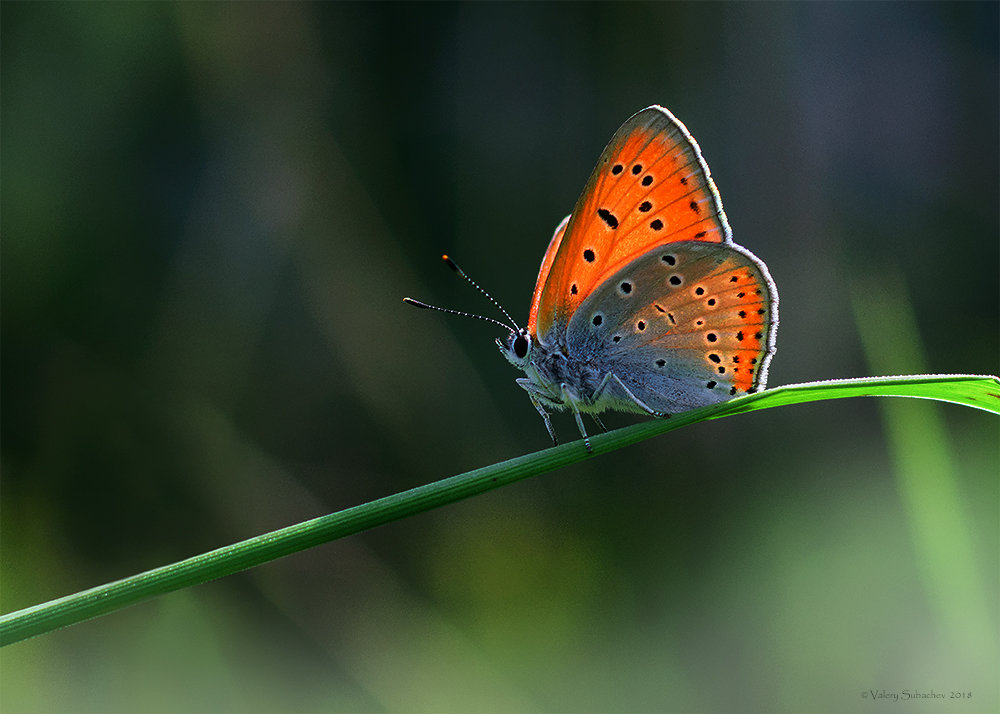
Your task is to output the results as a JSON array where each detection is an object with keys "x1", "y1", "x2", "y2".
[{"x1": 1, "y1": 373, "x2": 997, "y2": 647}]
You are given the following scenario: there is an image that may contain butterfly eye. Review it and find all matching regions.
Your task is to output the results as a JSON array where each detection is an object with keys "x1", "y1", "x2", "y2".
[{"x1": 513, "y1": 333, "x2": 530, "y2": 359}]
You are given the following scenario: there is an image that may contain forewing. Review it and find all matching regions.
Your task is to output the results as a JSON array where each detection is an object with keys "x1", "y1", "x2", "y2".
[
  {"x1": 527, "y1": 215, "x2": 569, "y2": 334},
  {"x1": 532, "y1": 106, "x2": 731, "y2": 340}
]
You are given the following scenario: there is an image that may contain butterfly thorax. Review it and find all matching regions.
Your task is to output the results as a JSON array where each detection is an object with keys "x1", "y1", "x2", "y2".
[{"x1": 500, "y1": 330, "x2": 645, "y2": 415}]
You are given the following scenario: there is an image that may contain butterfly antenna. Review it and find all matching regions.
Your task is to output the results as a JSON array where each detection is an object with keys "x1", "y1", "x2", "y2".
[
  {"x1": 402, "y1": 298, "x2": 515, "y2": 332},
  {"x1": 439, "y1": 255, "x2": 521, "y2": 331}
]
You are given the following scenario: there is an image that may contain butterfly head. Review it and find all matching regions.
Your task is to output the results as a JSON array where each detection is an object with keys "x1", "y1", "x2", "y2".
[{"x1": 497, "y1": 328, "x2": 533, "y2": 369}]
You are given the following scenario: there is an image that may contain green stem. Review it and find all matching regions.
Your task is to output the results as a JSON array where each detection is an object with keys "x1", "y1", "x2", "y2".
[{"x1": 2, "y1": 374, "x2": 997, "y2": 647}]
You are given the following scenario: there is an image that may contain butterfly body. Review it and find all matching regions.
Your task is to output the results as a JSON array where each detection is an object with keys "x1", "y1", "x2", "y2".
[{"x1": 498, "y1": 106, "x2": 778, "y2": 448}]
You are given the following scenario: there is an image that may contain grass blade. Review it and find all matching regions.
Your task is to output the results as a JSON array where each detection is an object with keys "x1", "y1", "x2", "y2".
[{"x1": 1, "y1": 373, "x2": 997, "y2": 646}]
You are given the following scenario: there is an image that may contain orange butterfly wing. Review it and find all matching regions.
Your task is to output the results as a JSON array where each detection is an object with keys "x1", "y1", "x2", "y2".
[
  {"x1": 529, "y1": 106, "x2": 732, "y2": 340},
  {"x1": 526, "y1": 215, "x2": 569, "y2": 332}
]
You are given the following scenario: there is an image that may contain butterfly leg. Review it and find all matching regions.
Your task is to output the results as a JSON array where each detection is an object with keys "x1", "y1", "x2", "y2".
[
  {"x1": 591, "y1": 414, "x2": 609, "y2": 433},
  {"x1": 529, "y1": 395, "x2": 559, "y2": 446},
  {"x1": 592, "y1": 372, "x2": 670, "y2": 418},
  {"x1": 558, "y1": 383, "x2": 593, "y2": 453},
  {"x1": 518, "y1": 378, "x2": 561, "y2": 445},
  {"x1": 571, "y1": 407, "x2": 592, "y2": 453}
]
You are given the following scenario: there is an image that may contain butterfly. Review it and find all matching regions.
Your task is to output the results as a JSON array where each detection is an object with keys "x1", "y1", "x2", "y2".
[{"x1": 407, "y1": 106, "x2": 778, "y2": 451}]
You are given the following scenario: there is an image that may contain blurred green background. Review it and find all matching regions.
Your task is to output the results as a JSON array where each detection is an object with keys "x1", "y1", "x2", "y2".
[{"x1": 2, "y1": 2, "x2": 997, "y2": 712}]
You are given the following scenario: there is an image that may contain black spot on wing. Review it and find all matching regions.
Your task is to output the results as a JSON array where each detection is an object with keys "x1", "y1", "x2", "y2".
[{"x1": 597, "y1": 209, "x2": 619, "y2": 229}]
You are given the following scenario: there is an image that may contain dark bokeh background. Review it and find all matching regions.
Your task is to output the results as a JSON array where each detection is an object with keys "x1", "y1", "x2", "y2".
[{"x1": 2, "y1": 3, "x2": 997, "y2": 712}]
